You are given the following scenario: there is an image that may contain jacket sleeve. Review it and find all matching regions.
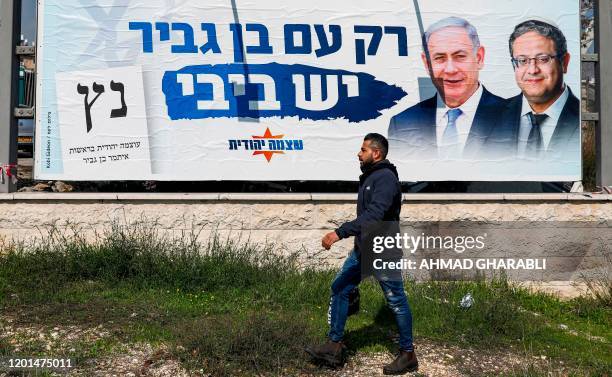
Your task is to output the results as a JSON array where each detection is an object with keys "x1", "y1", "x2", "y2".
[{"x1": 335, "y1": 173, "x2": 397, "y2": 239}]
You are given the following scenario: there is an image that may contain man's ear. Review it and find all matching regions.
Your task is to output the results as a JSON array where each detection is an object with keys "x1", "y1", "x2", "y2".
[
  {"x1": 476, "y1": 46, "x2": 485, "y2": 70},
  {"x1": 421, "y1": 52, "x2": 430, "y2": 72},
  {"x1": 561, "y1": 52, "x2": 570, "y2": 73},
  {"x1": 373, "y1": 149, "x2": 382, "y2": 161}
]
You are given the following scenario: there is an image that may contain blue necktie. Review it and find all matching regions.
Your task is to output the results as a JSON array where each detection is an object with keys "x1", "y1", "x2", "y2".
[{"x1": 440, "y1": 108, "x2": 463, "y2": 159}]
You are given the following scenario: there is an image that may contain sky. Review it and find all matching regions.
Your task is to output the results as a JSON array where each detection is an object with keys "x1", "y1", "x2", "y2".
[{"x1": 21, "y1": 0, "x2": 37, "y2": 44}]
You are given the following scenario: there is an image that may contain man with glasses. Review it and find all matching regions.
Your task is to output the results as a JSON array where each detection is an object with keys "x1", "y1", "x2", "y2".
[
  {"x1": 499, "y1": 19, "x2": 579, "y2": 160},
  {"x1": 388, "y1": 16, "x2": 506, "y2": 161}
]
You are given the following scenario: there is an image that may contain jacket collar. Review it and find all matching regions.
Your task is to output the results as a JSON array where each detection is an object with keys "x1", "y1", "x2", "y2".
[{"x1": 359, "y1": 159, "x2": 399, "y2": 184}]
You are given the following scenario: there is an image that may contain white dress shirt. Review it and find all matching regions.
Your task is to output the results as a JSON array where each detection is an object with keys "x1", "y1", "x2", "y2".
[
  {"x1": 435, "y1": 84, "x2": 483, "y2": 153},
  {"x1": 517, "y1": 85, "x2": 569, "y2": 157}
]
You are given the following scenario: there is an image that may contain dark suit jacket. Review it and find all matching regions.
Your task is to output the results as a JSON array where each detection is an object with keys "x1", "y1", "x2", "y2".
[
  {"x1": 387, "y1": 86, "x2": 508, "y2": 160},
  {"x1": 485, "y1": 87, "x2": 580, "y2": 161}
]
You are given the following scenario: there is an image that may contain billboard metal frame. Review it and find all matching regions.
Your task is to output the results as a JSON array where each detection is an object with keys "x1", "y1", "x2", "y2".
[
  {"x1": 0, "y1": 0, "x2": 21, "y2": 193},
  {"x1": 1, "y1": 0, "x2": 611, "y2": 192},
  {"x1": 595, "y1": 0, "x2": 612, "y2": 188}
]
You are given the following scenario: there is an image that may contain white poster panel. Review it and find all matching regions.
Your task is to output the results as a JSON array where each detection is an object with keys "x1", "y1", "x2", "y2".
[
  {"x1": 55, "y1": 66, "x2": 151, "y2": 180},
  {"x1": 35, "y1": 0, "x2": 581, "y2": 181}
]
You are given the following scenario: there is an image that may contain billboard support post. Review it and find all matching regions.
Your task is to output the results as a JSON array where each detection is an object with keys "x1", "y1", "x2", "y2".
[
  {"x1": 596, "y1": 0, "x2": 612, "y2": 187},
  {"x1": 0, "y1": 0, "x2": 21, "y2": 193}
]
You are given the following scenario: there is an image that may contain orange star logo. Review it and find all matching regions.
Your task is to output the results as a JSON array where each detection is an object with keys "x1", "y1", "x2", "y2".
[
  {"x1": 252, "y1": 128, "x2": 285, "y2": 162},
  {"x1": 252, "y1": 128, "x2": 284, "y2": 140}
]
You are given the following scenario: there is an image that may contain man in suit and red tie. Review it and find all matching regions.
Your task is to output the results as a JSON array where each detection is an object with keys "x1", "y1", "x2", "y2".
[{"x1": 387, "y1": 16, "x2": 507, "y2": 161}]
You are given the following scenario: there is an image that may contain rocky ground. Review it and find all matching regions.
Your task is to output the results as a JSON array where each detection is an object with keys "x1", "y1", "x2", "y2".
[
  {"x1": 0, "y1": 309, "x2": 564, "y2": 377},
  {"x1": 329, "y1": 343, "x2": 554, "y2": 377}
]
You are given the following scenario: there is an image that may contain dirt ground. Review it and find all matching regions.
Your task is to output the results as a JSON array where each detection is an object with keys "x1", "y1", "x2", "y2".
[{"x1": 0, "y1": 309, "x2": 562, "y2": 377}]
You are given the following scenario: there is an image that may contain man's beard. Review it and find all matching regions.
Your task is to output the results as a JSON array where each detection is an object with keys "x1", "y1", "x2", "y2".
[{"x1": 360, "y1": 159, "x2": 375, "y2": 173}]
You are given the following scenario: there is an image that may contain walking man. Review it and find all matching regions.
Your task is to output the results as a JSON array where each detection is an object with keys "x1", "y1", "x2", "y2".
[{"x1": 305, "y1": 133, "x2": 417, "y2": 375}]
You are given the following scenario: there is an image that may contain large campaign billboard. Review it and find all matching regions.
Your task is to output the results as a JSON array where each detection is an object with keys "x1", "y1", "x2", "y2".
[{"x1": 35, "y1": 0, "x2": 580, "y2": 181}]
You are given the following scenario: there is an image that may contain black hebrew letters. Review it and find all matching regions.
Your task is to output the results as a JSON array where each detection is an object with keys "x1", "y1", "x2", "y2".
[{"x1": 77, "y1": 80, "x2": 128, "y2": 133}]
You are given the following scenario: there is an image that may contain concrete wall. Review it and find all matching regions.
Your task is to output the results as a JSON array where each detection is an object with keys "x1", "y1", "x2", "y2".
[{"x1": 1, "y1": 192, "x2": 611, "y2": 297}]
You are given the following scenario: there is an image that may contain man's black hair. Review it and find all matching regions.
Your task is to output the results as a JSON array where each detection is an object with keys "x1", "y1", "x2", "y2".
[
  {"x1": 364, "y1": 133, "x2": 389, "y2": 159},
  {"x1": 509, "y1": 20, "x2": 567, "y2": 58}
]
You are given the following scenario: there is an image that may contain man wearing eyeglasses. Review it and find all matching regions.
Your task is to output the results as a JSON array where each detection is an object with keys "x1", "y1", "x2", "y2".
[
  {"x1": 388, "y1": 16, "x2": 506, "y2": 161},
  {"x1": 501, "y1": 19, "x2": 579, "y2": 160}
]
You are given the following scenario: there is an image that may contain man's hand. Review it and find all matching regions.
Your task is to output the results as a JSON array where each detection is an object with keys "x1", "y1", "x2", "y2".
[{"x1": 322, "y1": 231, "x2": 340, "y2": 250}]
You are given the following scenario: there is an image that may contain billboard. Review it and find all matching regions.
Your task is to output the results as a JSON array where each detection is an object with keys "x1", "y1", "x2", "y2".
[{"x1": 35, "y1": 0, "x2": 580, "y2": 181}]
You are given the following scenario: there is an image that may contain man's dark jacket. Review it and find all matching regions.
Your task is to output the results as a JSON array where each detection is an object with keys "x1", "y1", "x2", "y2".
[
  {"x1": 335, "y1": 160, "x2": 401, "y2": 254},
  {"x1": 387, "y1": 86, "x2": 507, "y2": 160}
]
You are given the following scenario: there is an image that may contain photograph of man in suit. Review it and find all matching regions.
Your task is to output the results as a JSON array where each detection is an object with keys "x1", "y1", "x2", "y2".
[
  {"x1": 503, "y1": 20, "x2": 580, "y2": 161},
  {"x1": 388, "y1": 16, "x2": 506, "y2": 160}
]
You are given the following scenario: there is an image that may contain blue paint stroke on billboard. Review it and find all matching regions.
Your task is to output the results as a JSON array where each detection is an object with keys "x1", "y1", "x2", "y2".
[{"x1": 162, "y1": 63, "x2": 407, "y2": 123}]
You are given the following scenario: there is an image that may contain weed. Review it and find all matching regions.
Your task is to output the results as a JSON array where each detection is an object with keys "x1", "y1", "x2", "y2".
[
  {"x1": 0, "y1": 221, "x2": 301, "y2": 299},
  {"x1": 172, "y1": 312, "x2": 318, "y2": 376},
  {"x1": 0, "y1": 220, "x2": 609, "y2": 375},
  {"x1": 576, "y1": 248, "x2": 612, "y2": 308}
]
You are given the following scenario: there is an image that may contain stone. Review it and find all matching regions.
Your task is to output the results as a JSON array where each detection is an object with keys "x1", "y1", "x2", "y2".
[
  {"x1": 31, "y1": 183, "x2": 51, "y2": 191},
  {"x1": 52, "y1": 181, "x2": 74, "y2": 192},
  {"x1": 0, "y1": 198, "x2": 609, "y2": 298}
]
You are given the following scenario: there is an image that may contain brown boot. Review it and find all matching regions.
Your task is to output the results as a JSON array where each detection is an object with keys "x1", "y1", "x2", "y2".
[
  {"x1": 304, "y1": 340, "x2": 346, "y2": 367},
  {"x1": 383, "y1": 350, "x2": 418, "y2": 375}
]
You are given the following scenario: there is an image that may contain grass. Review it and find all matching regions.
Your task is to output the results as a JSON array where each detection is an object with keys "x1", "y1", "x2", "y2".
[{"x1": 0, "y1": 222, "x2": 610, "y2": 376}]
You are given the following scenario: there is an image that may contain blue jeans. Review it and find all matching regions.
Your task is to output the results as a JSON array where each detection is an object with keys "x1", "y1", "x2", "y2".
[{"x1": 327, "y1": 250, "x2": 414, "y2": 351}]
